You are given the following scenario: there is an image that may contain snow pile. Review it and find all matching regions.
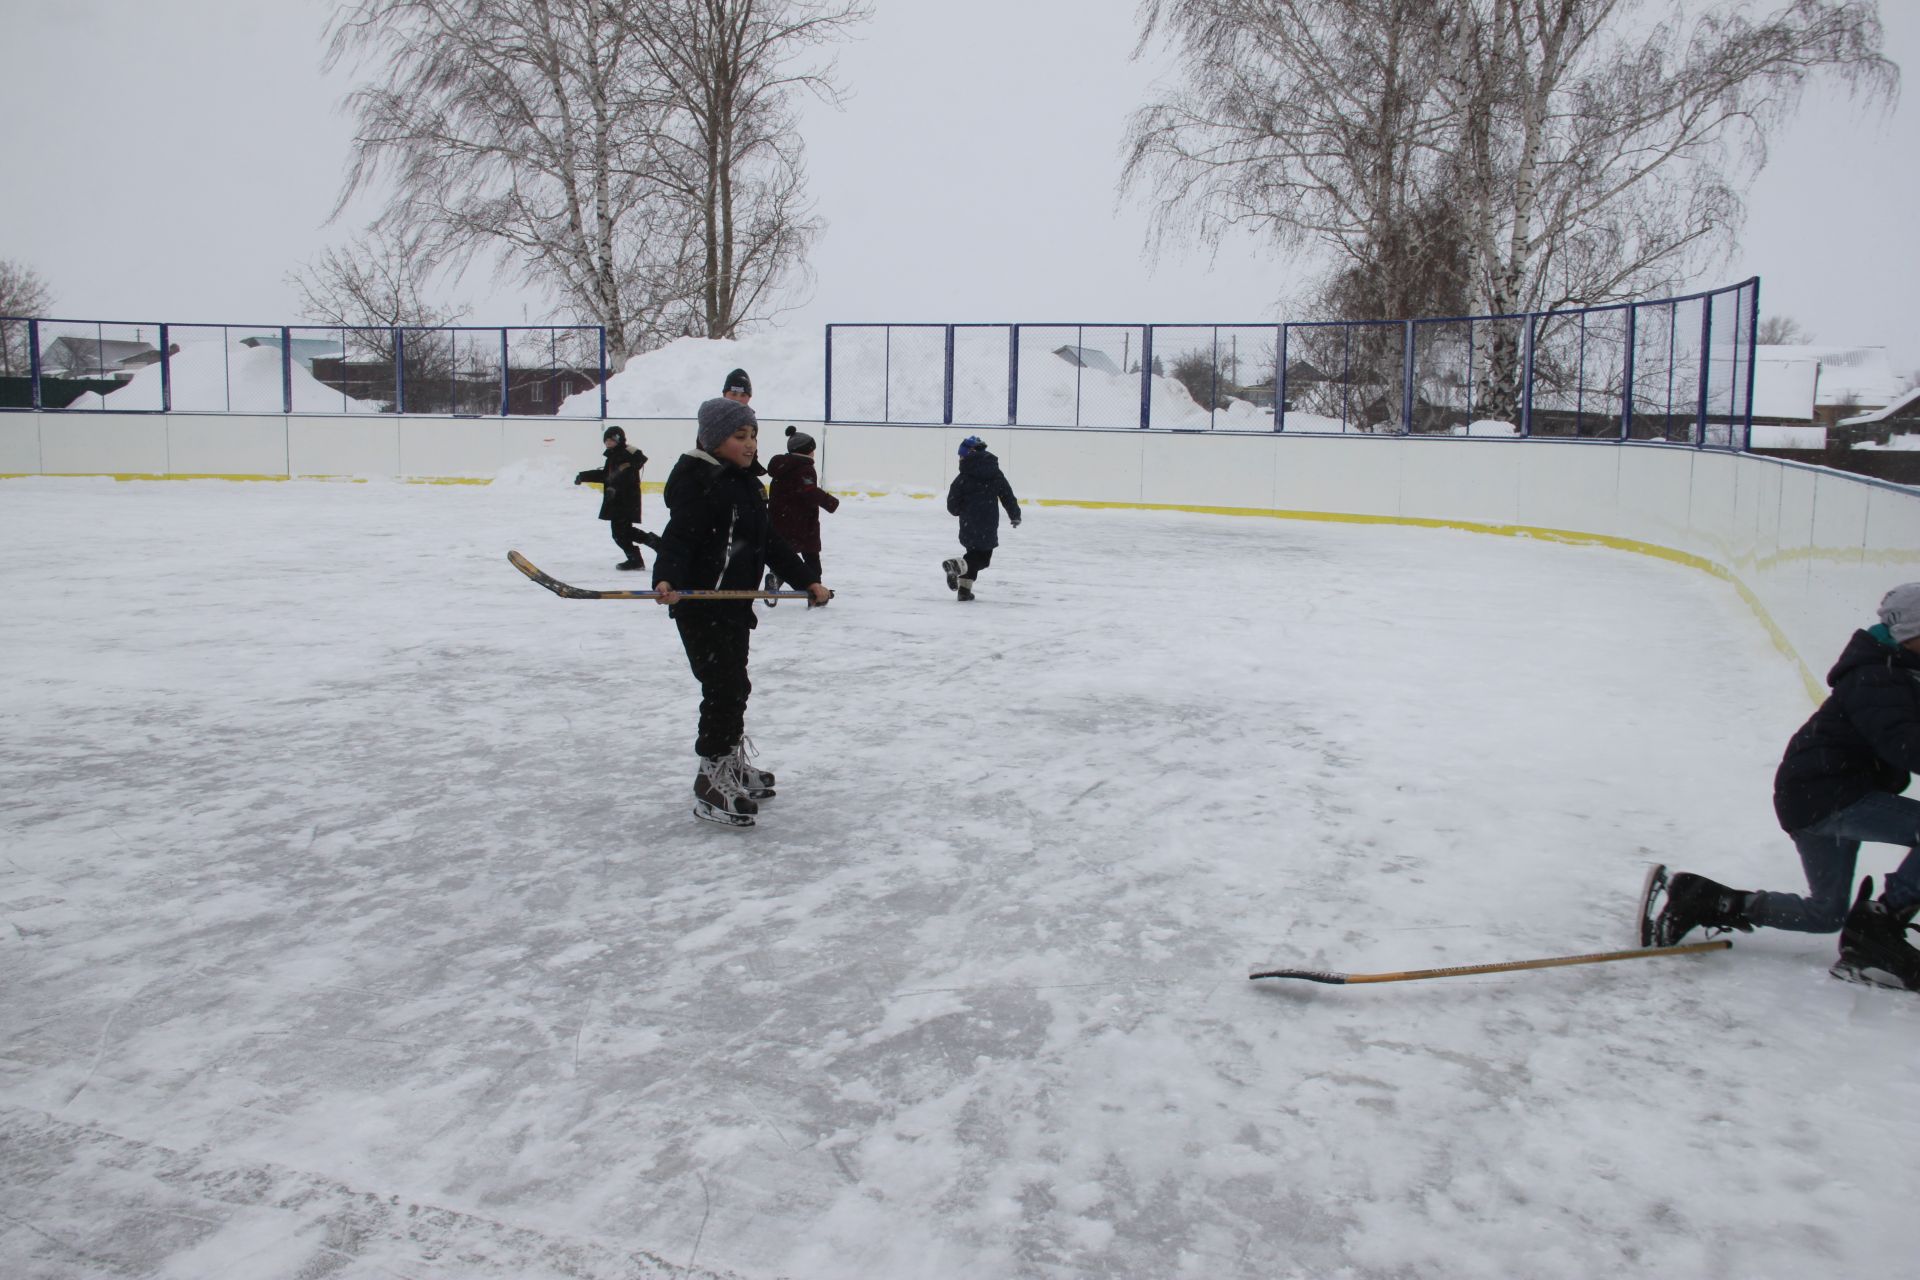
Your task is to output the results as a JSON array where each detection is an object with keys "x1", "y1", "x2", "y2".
[
  {"x1": 570, "y1": 330, "x2": 825, "y2": 420},
  {"x1": 65, "y1": 337, "x2": 385, "y2": 414},
  {"x1": 1855, "y1": 433, "x2": 1920, "y2": 451}
]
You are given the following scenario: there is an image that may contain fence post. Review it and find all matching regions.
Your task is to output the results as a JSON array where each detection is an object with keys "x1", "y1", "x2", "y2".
[
  {"x1": 1521, "y1": 316, "x2": 1535, "y2": 437},
  {"x1": 1006, "y1": 325, "x2": 1019, "y2": 426},
  {"x1": 1076, "y1": 325, "x2": 1086, "y2": 427},
  {"x1": 1401, "y1": 320, "x2": 1416, "y2": 433},
  {"x1": 943, "y1": 325, "x2": 955, "y2": 425},
  {"x1": 598, "y1": 328, "x2": 609, "y2": 419},
  {"x1": 280, "y1": 325, "x2": 293, "y2": 415},
  {"x1": 394, "y1": 329, "x2": 407, "y2": 415},
  {"x1": 1742, "y1": 278, "x2": 1762, "y2": 451},
  {"x1": 883, "y1": 326, "x2": 892, "y2": 422},
  {"x1": 159, "y1": 323, "x2": 172, "y2": 413},
  {"x1": 1620, "y1": 306, "x2": 1636, "y2": 440},
  {"x1": 1695, "y1": 295, "x2": 1713, "y2": 447},
  {"x1": 1138, "y1": 326, "x2": 1153, "y2": 429},
  {"x1": 1275, "y1": 324, "x2": 1286, "y2": 432},
  {"x1": 28, "y1": 319, "x2": 41, "y2": 409},
  {"x1": 499, "y1": 329, "x2": 511, "y2": 417},
  {"x1": 1209, "y1": 326, "x2": 1220, "y2": 430},
  {"x1": 823, "y1": 326, "x2": 834, "y2": 422}
]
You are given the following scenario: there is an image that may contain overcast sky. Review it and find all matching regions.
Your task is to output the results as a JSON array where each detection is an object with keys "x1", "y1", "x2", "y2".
[{"x1": 3, "y1": 0, "x2": 1914, "y2": 366}]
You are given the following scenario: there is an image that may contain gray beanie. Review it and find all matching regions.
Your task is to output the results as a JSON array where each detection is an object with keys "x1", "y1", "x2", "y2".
[
  {"x1": 1879, "y1": 582, "x2": 1920, "y2": 643},
  {"x1": 696, "y1": 397, "x2": 756, "y2": 452}
]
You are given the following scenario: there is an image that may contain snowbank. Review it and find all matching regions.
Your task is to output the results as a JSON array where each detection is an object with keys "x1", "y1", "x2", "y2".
[{"x1": 568, "y1": 331, "x2": 824, "y2": 420}]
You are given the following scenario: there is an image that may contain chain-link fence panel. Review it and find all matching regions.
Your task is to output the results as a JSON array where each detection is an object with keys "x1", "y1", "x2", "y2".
[
  {"x1": 951, "y1": 325, "x2": 1012, "y2": 426},
  {"x1": 1703, "y1": 281, "x2": 1756, "y2": 448},
  {"x1": 883, "y1": 324, "x2": 947, "y2": 424}
]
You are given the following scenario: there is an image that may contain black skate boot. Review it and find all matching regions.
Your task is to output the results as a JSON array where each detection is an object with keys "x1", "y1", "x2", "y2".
[
  {"x1": 693, "y1": 754, "x2": 757, "y2": 827},
  {"x1": 1830, "y1": 877, "x2": 1920, "y2": 992},
  {"x1": 942, "y1": 557, "x2": 967, "y2": 592},
  {"x1": 762, "y1": 570, "x2": 779, "y2": 607},
  {"x1": 1649, "y1": 872, "x2": 1755, "y2": 946},
  {"x1": 730, "y1": 736, "x2": 776, "y2": 801},
  {"x1": 616, "y1": 553, "x2": 646, "y2": 571},
  {"x1": 636, "y1": 529, "x2": 664, "y2": 552},
  {"x1": 955, "y1": 576, "x2": 975, "y2": 602}
]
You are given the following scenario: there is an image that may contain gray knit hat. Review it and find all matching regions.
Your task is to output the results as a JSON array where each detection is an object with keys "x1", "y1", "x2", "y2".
[
  {"x1": 1879, "y1": 582, "x2": 1920, "y2": 643},
  {"x1": 696, "y1": 397, "x2": 756, "y2": 452}
]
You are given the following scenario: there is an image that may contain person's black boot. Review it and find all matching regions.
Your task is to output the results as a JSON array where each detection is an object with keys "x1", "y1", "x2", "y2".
[
  {"x1": 616, "y1": 553, "x2": 646, "y2": 571},
  {"x1": 1650, "y1": 872, "x2": 1755, "y2": 946},
  {"x1": 1831, "y1": 877, "x2": 1920, "y2": 992}
]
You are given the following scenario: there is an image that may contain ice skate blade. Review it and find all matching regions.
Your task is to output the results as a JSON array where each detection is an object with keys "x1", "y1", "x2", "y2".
[
  {"x1": 1829, "y1": 961, "x2": 1914, "y2": 992},
  {"x1": 693, "y1": 802, "x2": 755, "y2": 828}
]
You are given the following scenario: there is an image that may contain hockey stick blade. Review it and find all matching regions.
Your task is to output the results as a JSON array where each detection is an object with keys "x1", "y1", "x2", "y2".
[
  {"x1": 1249, "y1": 938, "x2": 1731, "y2": 986},
  {"x1": 507, "y1": 550, "x2": 821, "y2": 601}
]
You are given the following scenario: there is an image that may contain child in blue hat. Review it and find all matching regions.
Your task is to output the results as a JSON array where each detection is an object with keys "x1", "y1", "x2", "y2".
[{"x1": 942, "y1": 436, "x2": 1021, "y2": 602}]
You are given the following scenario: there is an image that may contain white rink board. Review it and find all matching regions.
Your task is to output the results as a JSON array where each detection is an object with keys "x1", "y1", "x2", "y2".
[{"x1": 4, "y1": 408, "x2": 1915, "y2": 685}]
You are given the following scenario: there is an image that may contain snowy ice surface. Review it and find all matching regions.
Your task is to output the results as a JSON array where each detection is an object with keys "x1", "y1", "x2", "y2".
[{"x1": 3, "y1": 476, "x2": 1918, "y2": 1279}]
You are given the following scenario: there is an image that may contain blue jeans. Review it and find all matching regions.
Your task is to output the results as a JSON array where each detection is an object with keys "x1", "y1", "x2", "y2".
[{"x1": 1748, "y1": 792, "x2": 1920, "y2": 932}]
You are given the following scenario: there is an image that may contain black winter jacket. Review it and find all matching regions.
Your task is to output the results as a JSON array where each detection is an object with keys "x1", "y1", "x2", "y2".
[
  {"x1": 1774, "y1": 628, "x2": 1920, "y2": 831},
  {"x1": 652, "y1": 450, "x2": 818, "y2": 625},
  {"x1": 575, "y1": 444, "x2": 647, "y2": 522},
  {"x1": 946, "y1": 449, "x2": 1020, "y2": 550}
]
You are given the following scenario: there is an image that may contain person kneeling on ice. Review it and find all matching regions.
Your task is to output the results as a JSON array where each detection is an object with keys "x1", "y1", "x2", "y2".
[
  {"x1": 764, "y1": 426, "x2": 839, "y2": 605},
  {"x1": 1650, "y1": 582, "x2": 1920, "y2": 991},
  {"x1": 653, "y1": 397, "x2": 830, "y2": 827},
  {"x1": 574, "y1": 424, "x2": 658, "y2": 570},
  {"x1": 943, "y1": 435, "x2": 1020, "y2": 602}
]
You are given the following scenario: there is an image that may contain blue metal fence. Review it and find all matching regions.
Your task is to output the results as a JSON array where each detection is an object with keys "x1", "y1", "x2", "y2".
[
  {"x1": 0, "y1": 317, "x2": 610, "y2": 417},
  {"x1": 824, "y1": 278, "x2": 1760, "y2": 447}
]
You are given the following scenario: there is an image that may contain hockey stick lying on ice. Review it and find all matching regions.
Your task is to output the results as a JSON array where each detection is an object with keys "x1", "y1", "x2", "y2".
[
  {"x1": 507, "y1": 550, "x2": 828, "y2": 603},
  {"x1": 1249, "y1": 939, "x2": 1731, "y2": 986}
]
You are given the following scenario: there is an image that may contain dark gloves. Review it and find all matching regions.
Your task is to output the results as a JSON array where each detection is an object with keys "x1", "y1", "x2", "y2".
[{"x1": 573, "y1": 471, "x2": 588, "y2": 485}]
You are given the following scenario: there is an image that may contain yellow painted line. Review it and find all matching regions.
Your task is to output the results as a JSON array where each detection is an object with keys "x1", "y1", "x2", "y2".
[{"x1": 1013, "y1": 494, "x2": 1827, "y2": 703}]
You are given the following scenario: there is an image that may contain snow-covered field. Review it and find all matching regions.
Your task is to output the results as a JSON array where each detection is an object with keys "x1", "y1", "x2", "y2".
[{"x1": 3, "y1": 473, "x2": 1917, "y2": 1279}]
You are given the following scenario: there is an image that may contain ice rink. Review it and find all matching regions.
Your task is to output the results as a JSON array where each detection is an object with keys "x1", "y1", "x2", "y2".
[{"x1": 3, "y1": 470, "x2": 1917, "y2": 1279}]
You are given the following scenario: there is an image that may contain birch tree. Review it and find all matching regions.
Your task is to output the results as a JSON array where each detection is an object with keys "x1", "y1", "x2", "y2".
[
  {"x1": 1124, "y1": 0, "x2": 1895, "y2": 324},
  {"x1": 617, "y1": 0, "x2": 869, "y2": 338}
]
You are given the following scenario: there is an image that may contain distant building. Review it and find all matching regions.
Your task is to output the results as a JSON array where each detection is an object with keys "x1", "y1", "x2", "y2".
[
  {"x1": 238, "y1": 334, "x2": 357, "y2": 372},
  {"x1": 39, "y1": 336, "x2": 158, "y2": 379},
  {"x1": 1836, "y1": 385, "x2": 1920, "y2": 447},
  {"x1": 1752, "y1": 344, "x2": 1905, "y2": 427},
  {"x1": 1051, "y1": 345, "x2": 1123, "y2": 376}
]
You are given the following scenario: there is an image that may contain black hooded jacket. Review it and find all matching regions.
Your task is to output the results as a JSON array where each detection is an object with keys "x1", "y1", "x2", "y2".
[
  {"x1": 1773, "y1": 628, "x2": 1920, "y2": 831},
  {"x1": 945, "y1": 448, "x2": 1020, "y2": 549},
  {"x1": 575, "y1": 444, "x2": 647, "y2": 522},
  {"x1": 652, "y1": 449, "x2": 818, "y2": 624}
]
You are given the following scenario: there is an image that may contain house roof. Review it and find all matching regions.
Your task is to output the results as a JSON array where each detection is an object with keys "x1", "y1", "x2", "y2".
[
  {"x1": 1757, "y1": 344, "x2": 1905, "y2": 409},
  {"x1": 1051, "y1": 345, "x2": 1123, "y2": 376},
  {"x1": 41, "y1": 337, "x2": 158, "y2": 364},
  {"x1": 1838, "y1": 384, "x2": 1920, "y2": 427}
]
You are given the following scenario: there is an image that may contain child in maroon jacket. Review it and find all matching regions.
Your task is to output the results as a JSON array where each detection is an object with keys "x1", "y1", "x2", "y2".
[{"x1": 763, "y1": 426, "x2": 839, "y2": 602}]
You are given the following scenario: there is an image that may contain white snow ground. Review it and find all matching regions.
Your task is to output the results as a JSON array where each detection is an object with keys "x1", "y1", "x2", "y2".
[{"x1": 3, "y1": 472, "x2": 1917, "y2": 1279}]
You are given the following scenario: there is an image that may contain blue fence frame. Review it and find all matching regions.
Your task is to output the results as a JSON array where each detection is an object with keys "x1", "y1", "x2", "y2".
[
  {"x1": 823, "y1": 278, "x2": 1760, "y2": 448},
  {"x1": 0, "y1": 317, "x2": 610, "y2": 418}
]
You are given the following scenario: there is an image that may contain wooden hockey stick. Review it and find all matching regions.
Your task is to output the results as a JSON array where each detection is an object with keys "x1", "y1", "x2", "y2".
[
  {"x1": 1249, "y1": 938, "x2": 1731, "y2": 985},
  {"x1": 507, "y1": 550, "x2": 826, "y2": 602}
]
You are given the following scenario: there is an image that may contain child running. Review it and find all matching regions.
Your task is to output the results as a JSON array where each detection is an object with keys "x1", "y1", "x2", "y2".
[
  {"x1": 573, "y1": 424, "x2": 655, "y2": 570},
  {"x1": 943, "y1": 435, "x2": 1021, "y2": 602}
]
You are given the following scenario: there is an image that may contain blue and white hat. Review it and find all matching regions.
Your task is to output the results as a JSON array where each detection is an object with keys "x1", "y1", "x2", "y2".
[{"x1": 958, "y1": 435, "x2": 986, "y2": 457}]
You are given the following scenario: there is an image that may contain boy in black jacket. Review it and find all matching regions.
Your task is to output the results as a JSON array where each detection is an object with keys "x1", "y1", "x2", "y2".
[
  {"x1": 942, "y1": 435, "x2": 1020, "y2": 602},
  {"x1": 1651, "y1": 583, "x2": 1920, "y2": 991},
  {"x1": 653, "y1": 398, "x2": 829, "y2": 827},
  {"x1": 573, "y1": 424, "x2": 655, "y2": 570}
]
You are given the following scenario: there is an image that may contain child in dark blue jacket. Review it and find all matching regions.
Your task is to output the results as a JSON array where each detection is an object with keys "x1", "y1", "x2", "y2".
[
  {"x1": 942, "y1": 436, "x2": 1020, "y2": 602},
  {"x1": 1651, "y1": 583, "x2": 1920, "y2": 991}
]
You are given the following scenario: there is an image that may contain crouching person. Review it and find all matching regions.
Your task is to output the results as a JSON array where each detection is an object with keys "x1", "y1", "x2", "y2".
[{"x1": 1651, "y1": 583, "x2": 1920, "y2": 991}]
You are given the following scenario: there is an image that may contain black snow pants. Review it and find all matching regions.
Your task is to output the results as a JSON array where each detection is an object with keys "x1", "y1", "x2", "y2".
[{"x1": 675, "y1": 608, "x2": 752, "y2": 759}]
